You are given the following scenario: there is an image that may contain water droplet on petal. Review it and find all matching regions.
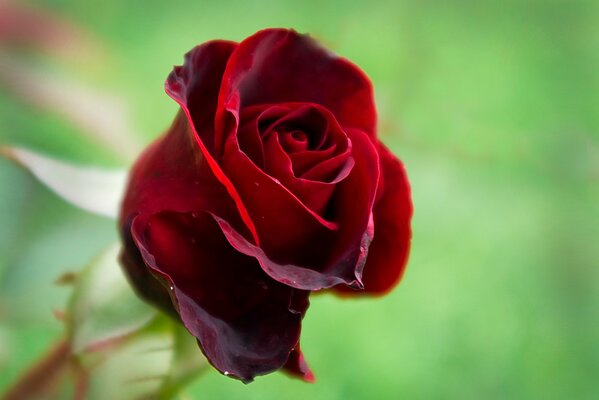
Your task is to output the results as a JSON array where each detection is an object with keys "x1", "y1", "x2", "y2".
[
  {"x1": 224, "y1": 371, "x2": 230, "y2": 376},
  {"x1": 169, "y1": 286, "x2": 174, "y2": 290},
  {"x1": 254, "y1": 181, "x2": 259, "y2": 187}
]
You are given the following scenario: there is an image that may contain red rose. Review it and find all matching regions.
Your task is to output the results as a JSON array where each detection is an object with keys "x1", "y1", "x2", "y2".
[{"x1": 119, "y1": 28, "x2": 412, "y2": 383}]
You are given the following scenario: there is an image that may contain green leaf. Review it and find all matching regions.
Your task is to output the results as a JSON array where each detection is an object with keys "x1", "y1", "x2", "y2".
[{"x1": 0, "y1": 146, "x2": 126, "y2": 218}]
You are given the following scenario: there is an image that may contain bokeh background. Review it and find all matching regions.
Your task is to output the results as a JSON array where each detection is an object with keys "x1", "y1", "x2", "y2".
[{"x1": 1, "y1": 0, "x2": 597, "y2": 399}]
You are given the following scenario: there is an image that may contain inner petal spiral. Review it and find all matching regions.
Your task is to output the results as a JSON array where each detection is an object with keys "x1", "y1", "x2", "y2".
[
  {"x1": 239, "y1": 103, "x2": 351, "y2": 181},
  {"x1": 235, "y1": 103, "x2": 354, "y2": 216}
]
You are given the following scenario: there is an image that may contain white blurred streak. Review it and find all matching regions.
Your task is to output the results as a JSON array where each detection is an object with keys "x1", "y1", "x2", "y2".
[
  {"x1": 1, "y1": 146, "x2": 126, "y2": 218},
  {"x1": 0, "y1": 57, "x2": 142, "y2": 161}
]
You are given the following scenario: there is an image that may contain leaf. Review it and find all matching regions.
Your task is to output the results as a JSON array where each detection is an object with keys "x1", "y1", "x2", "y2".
[
  {"x1": 1, "y1": 146, "x2": 127, "y2": 218},
  {"x1": 66, "y1": 243, "x2": 155, "y2": 353}
]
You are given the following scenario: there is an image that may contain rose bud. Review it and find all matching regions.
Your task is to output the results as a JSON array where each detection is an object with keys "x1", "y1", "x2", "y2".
[{"x1": 119, "y1": 28, "x2": 412, "y2": 383}]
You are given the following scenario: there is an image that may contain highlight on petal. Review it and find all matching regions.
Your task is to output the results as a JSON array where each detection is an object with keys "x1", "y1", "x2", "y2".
[{"x1": 1, "y1": 146, "x2": 126, "y2": 218}]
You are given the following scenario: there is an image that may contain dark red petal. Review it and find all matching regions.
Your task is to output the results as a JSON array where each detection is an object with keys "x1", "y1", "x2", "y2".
[
  {"x1": 162, "y1": 43, "x2": 259, "y2": 245},
  {"x1": 318, "y1": 128, "x2": 380, "y2": 283},
  {"x1": 216, "y1": 28, "x2": 377, "y2": 154},
  {"x1": 300, "y1": 150, "x2": 354, "y2": 183},
  {"x1": 165, "y1": 40, "x2": 236, "y2": 153},
  {"x1": 119, "y1": 216, "x2": 177, "y2": 319},
  {"x1": 283, "y1": 346, "x2": 315, "y2": 383},
  {"x1": 289, "y1": 147, "x2": 337, "y2": 177},
  {"x1": 214, "y1": 215, "x2": 351, "y2": 290},
  {"x1": 120, "y1": 113, "x2": 252, "y2": 241},
  {"x1": 130, "y1": 211, "x2": 309, "y2": 383},
  {"x1": 335, "y1": 143, "x2": 413, "y2": 295},
  {"x1": 280, "y1": 130, "x2": 309, "y2": 153}
]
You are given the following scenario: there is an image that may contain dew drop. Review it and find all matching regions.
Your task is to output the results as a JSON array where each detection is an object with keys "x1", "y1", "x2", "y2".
[
  {"x1": 224, "y1": 371, "x2": 230, "y2": 376},
  {"x1": 254, "y1": 181, "x2": 260, "y2": 187},
  {"x1": 169, "y1": 286, "x2": 174, "y2": 290}
]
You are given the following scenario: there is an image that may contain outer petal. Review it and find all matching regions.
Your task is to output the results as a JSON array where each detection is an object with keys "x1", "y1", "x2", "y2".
[
  {"x1": 165, "y1": 40, "x2": 237, "y2": 153},
  {"x1": 120, "y1": 112, "x2": 255, "y2": 246},
  {"x1": 335, "y1": 143, "x2": 413, "y2": 295},
  {"x1": 122, "y1": 39, "x2": 245, "y2": 234},
  {"x1": 120, "y1": 216, "x2": 178, "y2": 318},
  {"x1": 283, "y1": 346, "x2": 315, "y2": 383},
  {"x1": 127, "y1": 211, "x2": 310, "y2": 383},
  {"x1": 163, "y1": 40, "x2": 259, "y2": 245},
  {"x1": 215, "y1": 28, "x2": 377, "y2": 153}
]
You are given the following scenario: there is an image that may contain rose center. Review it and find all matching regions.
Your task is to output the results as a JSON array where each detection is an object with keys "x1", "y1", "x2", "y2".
[
  {"x1": 237, "y1": 104, "x2": 350, "y2": 182},
  {"x1": 276, "y1": 129, "x2": 311, "y2": 154}
]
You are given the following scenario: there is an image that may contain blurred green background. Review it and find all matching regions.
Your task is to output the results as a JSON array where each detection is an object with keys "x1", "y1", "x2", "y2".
[{"x1": 0, "y1": 0, "x2": 597, "y2": 399}]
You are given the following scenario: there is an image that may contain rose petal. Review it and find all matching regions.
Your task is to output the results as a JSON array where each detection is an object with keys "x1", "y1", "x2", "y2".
[
  {"x1": 120, "y1": 113, "x2": 252, "y2": 240},
  {"x1": 163, "y1": 41, "x2": 259, "y2": 246},
  {"x1": 125, "y1": 211, "x2": 309, "y2": 383},
  {"x1": 165, "y1": 40, "x2": 236, "y2": 153},
  {"x1": 120, "y1": 216, "x2": 178, "y2": 319},
  {"x1": 335, "y1": 143, "x2": 413, "y2": 295},
  {"x1": 317, "y1": 128, "x2": 380, "y2": 284},
  {"x1": 283, "y1": 346, "x2": 315, "y2": 383},
  {"x1": 215, "y1": 28, "x2": 377, "y2": 154},
  {"x1": 213, "y1": 215, "x2": 351, "y2": 290}
]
